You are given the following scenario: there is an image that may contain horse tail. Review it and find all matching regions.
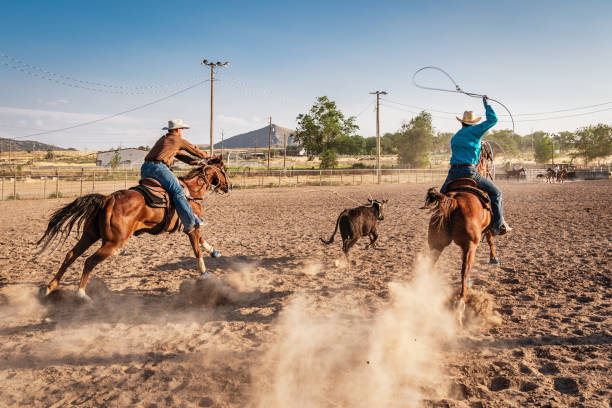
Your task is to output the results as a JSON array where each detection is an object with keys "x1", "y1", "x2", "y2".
[
  {"x1": 37, "y1": 193, "x2": 106, "y2": 250},
  {"x1": 320, "y1": 213, "x2": 342, "y2": 245},
  {"x1": 421, "y1": 187, "x2": 457, "y2": 231}
]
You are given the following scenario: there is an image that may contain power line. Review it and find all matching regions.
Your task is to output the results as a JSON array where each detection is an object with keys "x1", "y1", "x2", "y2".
[
  {"x1": 0, "y1": 52, "x2": 207, "y2": 95},
  {"x1": 11, "y1": 79, "x2": 210, "y2": 140},
  {"x1": 384, "y1": 98, "x2": 612, "y2": 117},
  {"x1": 382, "y1": 101, "x2": 612, "y2": 123},
  {"x1": 353, "y1": 101, "x2": 375, "y2": 117}
]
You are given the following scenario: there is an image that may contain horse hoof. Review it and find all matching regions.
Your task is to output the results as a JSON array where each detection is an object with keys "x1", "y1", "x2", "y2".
[
  {"x1": 75, "y1": 289, "x2": 93, "y2": 303},
  {"x1": 489, "y1": 257, "x2": 500, "y2": 264},
  {"x1": 197, "y1": 272, "x2": 210, "y2": 280},
  {"x1": 210, "y1": 249, "x2": 221, "y2": 258}
]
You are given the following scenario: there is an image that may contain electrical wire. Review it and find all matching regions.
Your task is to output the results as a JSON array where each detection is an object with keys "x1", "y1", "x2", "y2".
[
  {"x1": 11, "y1": 79, "x2": 210, "y2": 140},
  {"x1": 413, "y1": 66, "x2": 516, "y2": 134},
  {"x1": 0, "y1": 52, "x2": 207, "y2": 95},
  {"x1": 353, "y1": 101, "x2": 375, "y2": 118}
]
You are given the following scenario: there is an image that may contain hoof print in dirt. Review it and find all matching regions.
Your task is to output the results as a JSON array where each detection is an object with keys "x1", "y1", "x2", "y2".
[
  {"x1": 178, "y1": 277, "x2": 241, "y2": 307},
  {"x1": 519, "y1": 381, "x2": 539, "y2": 392},
  {"x1": 489, "y1": 375, "x2": 511, "y2": 391},
  {"x1": 553, "y1": 377, "x2": 579, "y2": 395}
]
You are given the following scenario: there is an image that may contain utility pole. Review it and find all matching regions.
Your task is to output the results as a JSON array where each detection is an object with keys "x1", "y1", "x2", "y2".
[
  {"x1": 551, "y1": 138, "x2": 554, "y2": 165},
  {"x1": 201, "y1": 59, "x2": 230, "y2": 156},
  {"x1": 370, "y1": 90, "x2": 388, "y2": 184},
  {"x1": 267, "y1": 117, "x2": 272, "y2": 170},
  {"x1": 221, "y1": 130, "x2": 224, "y2": 158},
  {"x1": 283, "y1": 132, "x2": 287, "y2": 171}
]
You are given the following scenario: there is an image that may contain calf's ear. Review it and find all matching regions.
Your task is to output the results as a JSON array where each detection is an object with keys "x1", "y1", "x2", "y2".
[{"x1": 383, "y1": 199, "x2": 388, "y2": 204}]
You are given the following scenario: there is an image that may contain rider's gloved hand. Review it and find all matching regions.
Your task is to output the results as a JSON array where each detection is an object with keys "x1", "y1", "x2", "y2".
[{"x1": 482, "y1": 95, "x2": 489, "y2": 106}]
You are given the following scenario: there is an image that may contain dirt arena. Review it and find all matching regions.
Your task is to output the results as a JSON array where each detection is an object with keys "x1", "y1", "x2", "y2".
[{"x1": 0, "y1": 180, "x2": 610, "y2": 407}]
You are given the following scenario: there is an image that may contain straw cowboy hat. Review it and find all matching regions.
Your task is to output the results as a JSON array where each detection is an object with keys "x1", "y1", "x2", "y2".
[
  {"x1": 457, "y1": 111, "x2": 481, "y2": 125},
  {"x1": 163, "y1": 119, "x2": 190, "y2": 130}
]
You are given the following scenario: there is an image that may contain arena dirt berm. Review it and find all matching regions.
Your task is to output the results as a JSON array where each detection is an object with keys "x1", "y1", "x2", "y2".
[{"x1": 0, "y1": 180, "x2": 610, "y2": 407}]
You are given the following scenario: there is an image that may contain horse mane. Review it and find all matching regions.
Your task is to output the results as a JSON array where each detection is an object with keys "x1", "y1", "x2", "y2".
[{"x1": 183, "y1": 157, "x2": 225, "y2": 180}]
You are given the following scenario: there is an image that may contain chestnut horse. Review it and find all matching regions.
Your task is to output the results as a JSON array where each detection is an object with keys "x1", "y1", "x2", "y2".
[
  {"x1": 422, "y1": 144, "x2": 498, "y2": 312},
  {"x1": 38, "y1": 156, "x2": 230, "y2": 301}
]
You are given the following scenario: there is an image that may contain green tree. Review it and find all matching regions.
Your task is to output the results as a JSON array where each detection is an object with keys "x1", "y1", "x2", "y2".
[
  {"x1": 364, "y1": 136, "x2": 377, "y2": 155},
  {"x1": 110, "y1": 148, "x2": 121, "y2": 169},
  {"x1": 319, "y1": 149, "x2": 338, "y2": 169},
  {"x1": 532, "y1": 132, "x2": 552, "y2": 163},
  {"x1": 486, "y1": 129, "x2": 519, "y2": 157},
  {"x1": 431, "y1": 132, "x2": 453, "y2": 154},
  {"x1": 294, "y1": 96, "x2": 359, "y2": 156},
  {"x1": 573, "y1": 124, "x2": 612, "y2": 164},
  {"x1": 397, "y1": 111, "x2": 434, "y2": 168}
]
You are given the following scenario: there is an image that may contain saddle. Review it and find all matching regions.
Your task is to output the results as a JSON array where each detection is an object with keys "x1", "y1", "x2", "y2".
[
  {"x1": 130, "y1": 178, "x2": 181, "y2": 235},
  {"x1": 445, "y1": 178, "x2": 491, "y2": 211},
  {"x1": 130, "y1": 178, "x2": 169, "y2": 208}
]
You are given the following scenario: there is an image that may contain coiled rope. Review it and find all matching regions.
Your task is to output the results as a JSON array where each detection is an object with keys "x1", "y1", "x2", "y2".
[{"x1": 412, "y1": 66, "x2": 516, "y2": 136}]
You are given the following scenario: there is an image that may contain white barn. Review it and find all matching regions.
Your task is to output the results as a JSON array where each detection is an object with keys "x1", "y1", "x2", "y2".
[{"x1": 96, "y1": 148, "x2": 149, "y2": 168}]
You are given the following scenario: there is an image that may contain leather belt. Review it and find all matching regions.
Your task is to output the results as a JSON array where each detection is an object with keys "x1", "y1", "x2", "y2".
[
  {"x1": 451, "y1": 164, "x2": 475, "y2": 168},
  {"x1": 145, "y1": 160, "x2": 168, "y2": 167}
]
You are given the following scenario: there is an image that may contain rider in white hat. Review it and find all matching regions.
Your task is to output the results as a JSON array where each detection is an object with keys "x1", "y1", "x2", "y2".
[
  {"x1": 441, "y1": 97, "x2": 512, "y2": 235},
  {"x1": 141, "y1": 119, "x2": 220, "y2": 256}
]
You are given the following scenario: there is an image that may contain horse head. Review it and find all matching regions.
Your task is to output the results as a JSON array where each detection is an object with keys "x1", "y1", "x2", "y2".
[{"x1": 183, "y1": 155, "x2": 231, "y2": 198}]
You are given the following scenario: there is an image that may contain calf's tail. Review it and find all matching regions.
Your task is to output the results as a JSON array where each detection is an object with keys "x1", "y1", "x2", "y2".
[{"x1": 320, "y1": 213, "x2": 342, "y2": 245}]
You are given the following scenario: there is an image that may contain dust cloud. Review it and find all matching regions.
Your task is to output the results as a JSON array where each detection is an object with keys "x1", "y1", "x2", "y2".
[{"x1": 250, "y1": 255, "x2": 460, "y2": 407}]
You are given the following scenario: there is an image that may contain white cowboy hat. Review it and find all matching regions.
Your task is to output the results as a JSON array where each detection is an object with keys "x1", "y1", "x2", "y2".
[
  {"x1": 163, "y1": 119, "x2": 190, "y2": 130},
  {"x1": 456, "y1": 111, "x2": 482, "y2": 125}
]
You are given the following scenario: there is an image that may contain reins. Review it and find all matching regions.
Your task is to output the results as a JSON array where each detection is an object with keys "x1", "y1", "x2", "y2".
[{"x1": 412, "y1": 66, "x2": 516, "y2": 136}]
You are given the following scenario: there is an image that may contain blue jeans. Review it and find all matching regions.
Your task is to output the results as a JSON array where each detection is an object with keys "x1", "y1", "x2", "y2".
[
  {"x1": 141, "y1": 162, "x2": 198, "y2": 230},
  {"x1": 441, "y1": 166, "x2": 505, "y2": 229}
]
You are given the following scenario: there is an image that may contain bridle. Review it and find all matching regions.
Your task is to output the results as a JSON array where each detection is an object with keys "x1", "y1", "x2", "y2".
[{"x1": 183, "y1": 163, "x2": 231, "y2": 197}]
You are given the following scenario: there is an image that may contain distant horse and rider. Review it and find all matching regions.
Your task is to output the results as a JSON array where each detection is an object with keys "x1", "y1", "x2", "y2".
[
  {"x1": 506, "y1": 166, "x2": 526, "y2": 181},
  {"x1": 39, "y1": 120, "x2": 231, "y2": 301}
]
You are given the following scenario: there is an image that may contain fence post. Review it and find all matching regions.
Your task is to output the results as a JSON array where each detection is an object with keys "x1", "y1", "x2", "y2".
[
  {"x1": 278, "y1": 171, "x2": 281, "y2": 187},
  {"x1": 14, "y1": 168, "x2": 17, "y2": 200},
  {"x1": 1, "y1": 172, "x2": 4, "y2": 201},
  {"x1": 43, "y1": 177, "x2": 47, "y2": 199},
  {"x1": 92, "y1": 169, "x2": 95, "y2": 192},
  {"x1": 124, "y1": 168, "x2": 128, "y2": 189},
  {"x1": 80, "y1": 168, "x2": 84, "y2": 196},
  {"x1": 55, "y1": 168, "x2": 59, "y2": 199},
  {"x1": 319, "y1": 170, "x2": 322, "y2": 186}
]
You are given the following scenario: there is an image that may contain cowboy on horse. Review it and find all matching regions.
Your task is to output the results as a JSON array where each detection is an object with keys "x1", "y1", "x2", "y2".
[
  {"x1": 441, "y1": 96, "x2": 512, "y2": 235},
  {"x1": 142, "y1": 119, "x2": 220, "y2": 257}
]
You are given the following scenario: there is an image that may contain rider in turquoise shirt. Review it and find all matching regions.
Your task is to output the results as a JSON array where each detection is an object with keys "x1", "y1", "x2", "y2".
[
  {"x1": 441, "y1": 96, "x2": 511, "y2": 235},
  {"x1": 450, "y1": 103, "x2": 497, "y2": 165}
]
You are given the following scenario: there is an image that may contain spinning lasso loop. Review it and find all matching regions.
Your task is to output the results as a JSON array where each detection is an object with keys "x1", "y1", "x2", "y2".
[
  {"x1": 412, "y1": 66, "x2": 516, "y2": 136},
  {"x1": 413, "y1": 66, "x2": 515, "y2": 181}
]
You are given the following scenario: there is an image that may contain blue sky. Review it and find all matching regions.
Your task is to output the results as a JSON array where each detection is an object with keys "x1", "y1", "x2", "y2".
[{"x1": 1, "y1": 0, "x2": 611, "y2": 149}]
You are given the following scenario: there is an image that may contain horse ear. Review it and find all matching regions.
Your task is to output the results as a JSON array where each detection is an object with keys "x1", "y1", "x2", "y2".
[
  {"x1": 383, "y1": 199, "x2": 388, "y2": 204},
  {"x1": 218, "y1": 154, "x2": 223, "y2": 161},
  {"x1": 368, "y1": 198, "x2": 372, "y2": 203}
]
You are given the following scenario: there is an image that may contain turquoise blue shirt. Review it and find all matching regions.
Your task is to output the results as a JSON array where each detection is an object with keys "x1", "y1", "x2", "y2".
[{"x1": 449, "y1": 104, "x2": 498, "y2": 165}]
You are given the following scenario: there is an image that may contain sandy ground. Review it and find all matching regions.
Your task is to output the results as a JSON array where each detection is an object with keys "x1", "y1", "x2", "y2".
[{"x1": 0, "y1": 180, "x2": 610, "y2": 407}]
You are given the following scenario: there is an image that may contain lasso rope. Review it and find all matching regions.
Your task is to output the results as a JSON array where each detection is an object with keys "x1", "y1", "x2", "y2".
[{"x1": 412, "y1": 66, "x2": 516, "y2": 136}]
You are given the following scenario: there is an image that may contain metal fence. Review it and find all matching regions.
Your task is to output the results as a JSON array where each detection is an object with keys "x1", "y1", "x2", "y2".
[
  {"x1": 0, "y1": 168, "x2": 448, "y2": 201},
  {"x1": 0, "y1": 166, "x2": 609, "y2": 201}
]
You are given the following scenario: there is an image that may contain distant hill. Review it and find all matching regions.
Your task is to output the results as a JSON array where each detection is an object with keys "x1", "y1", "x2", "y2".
[
  {"x1": 0, "y1": 138, "x2": 72, "y2": 152},
  {"x1": 213, "y1": 124, "x2": 296, "y2": 149}
]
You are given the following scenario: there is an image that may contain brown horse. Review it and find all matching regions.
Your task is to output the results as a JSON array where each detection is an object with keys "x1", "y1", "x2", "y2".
[
  {"x1": 38, "y1": 156, "x2": 230, "y2": 301},
  {"x1": 422, "y1": 146, "x2": 498, "y2": 314},
  {"x1": 545, "y1": 168, "x2": 556, "y2": 183},
  {"x1": 556, "y1": 168, "x2": 567, "y2": 183},
  {"x1": 506, "y1": 166, "x2": 526, "y2": 181}
]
